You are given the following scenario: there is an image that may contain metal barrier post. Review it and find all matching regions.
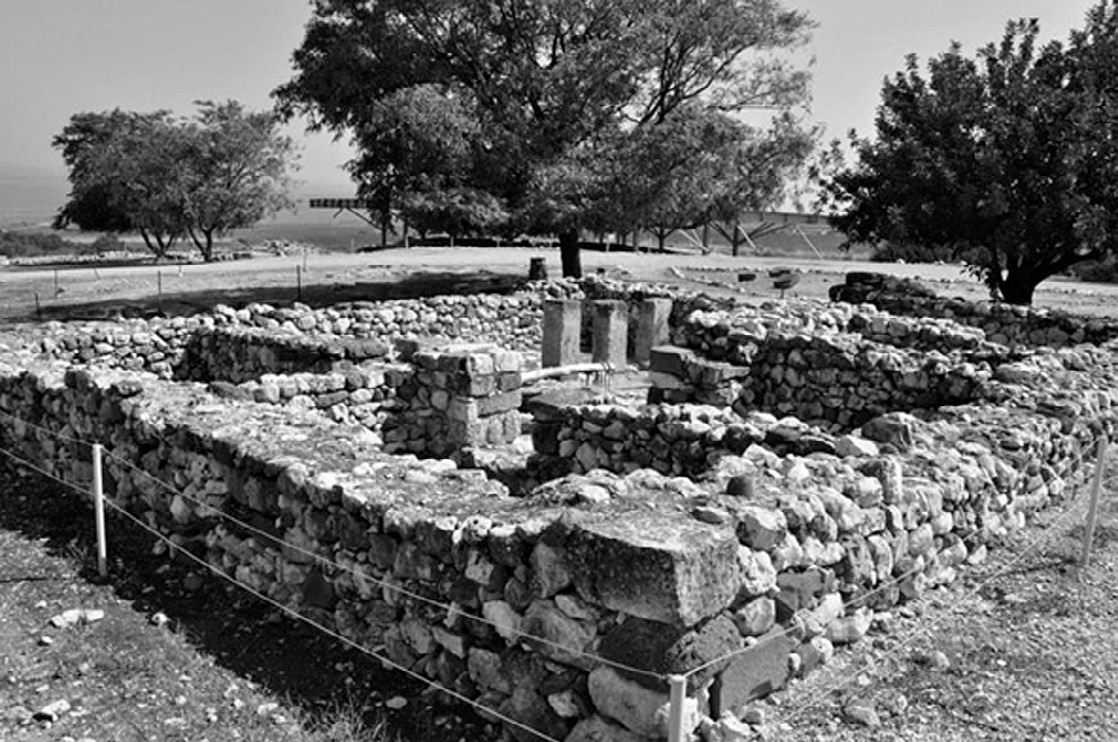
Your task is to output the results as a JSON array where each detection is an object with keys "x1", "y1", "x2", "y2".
[
  {"x1": 92, "y1": 443, "x2": 108, "y2": 579},
  {"x1": 667, "y1": 674, "x2": 687, "y2": 742}
]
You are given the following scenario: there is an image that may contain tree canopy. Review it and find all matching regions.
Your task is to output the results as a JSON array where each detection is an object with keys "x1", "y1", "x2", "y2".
[
  {"x1": 275, "y1": 0, "x2": 817, "y2": 275},
  {"x1": 825, "y1": 3, "x2": 1118, "y2": 305},
  {"x1": 54, "y1": 101, "x2": 296, "y2": 261}
]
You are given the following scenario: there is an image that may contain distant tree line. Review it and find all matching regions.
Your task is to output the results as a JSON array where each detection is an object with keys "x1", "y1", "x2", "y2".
[{"x1": 54, "y1": 101, "x2": 296, "y2": 262}]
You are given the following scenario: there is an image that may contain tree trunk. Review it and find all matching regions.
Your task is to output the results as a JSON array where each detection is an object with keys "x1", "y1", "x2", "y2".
[
  {"x1": 559, "y1": 230, "x2": 581, "y2": 278},
  {"x1": 1000, "y1": 274, "x2": 1036, "y2": 305}
]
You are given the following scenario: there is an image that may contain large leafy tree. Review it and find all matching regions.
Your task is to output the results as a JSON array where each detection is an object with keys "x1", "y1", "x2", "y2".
[
  {"x1": 275, "y1": 0, "x2": 816, "y2": 276},
  {"x1": 54, "y1": 102, "x2": 295, "y2": 262},
  {"x1": 826, "y1": 4, "x2": 1118, "y2": 305},
  {"x1": 53, "y1": 110, "x2": 185, "y2": 256},
  {"x1": 178, "y1": 101, "x2": 296, "y2": 261}
]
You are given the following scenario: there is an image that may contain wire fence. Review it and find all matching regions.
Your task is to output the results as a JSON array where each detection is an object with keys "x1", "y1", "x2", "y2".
[
  {"x1": 778, "y1": 450, "x2": 1107, "y2": 728},
  {"x1": 0, "y1": 439, "x2": 565, "y2": 742},
  {"x1": 0, "y1": 403, "x2": 1110, "y2": 741}
]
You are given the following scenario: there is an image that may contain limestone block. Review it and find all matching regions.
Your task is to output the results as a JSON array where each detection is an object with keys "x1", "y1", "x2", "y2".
[
  {"x1": 521, "y1": 600, "x2": 597, "y2": 669},
  {"x1": 635, "y1": 298, "x2": 672, "y2": 367},
  {"x1": 587, "y1": 666, "x2": 698, "y2": 739},
  {"x1": 712, "y1": 627, "x2": 796, "y2": 712},
  {"x1": 564, "y1": 715, "x2": 647, "y2": 742},
  {"x1": 543, "y1": 300, "x2": 582, "y2": 368},
  {"x1": 591, "y1": 300, "x2": 628, "y2": 368},
  {"x1": 735, "y1": 506, "x2": 787, "y2": 551},
  {"x1": 649, "y1": 345, "x2": 696, "y2": 376},
  {"x1": 567, "y1": 513, "x2": 743, "y2": 627}
]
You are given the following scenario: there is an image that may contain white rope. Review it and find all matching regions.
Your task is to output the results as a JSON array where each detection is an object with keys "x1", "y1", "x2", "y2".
[
  {"x1": 0, "y1": 406, "x2": 90, "y2": 448},
  {"x1": 682, "y1": 430, "x2": 1105, "y2": 679},
  {"x1": 101, "y1": 450, "x2": 666, "y2": 683},
  {"x1": 780, "y1": 477, "x2": 1098, "y2": 726}
]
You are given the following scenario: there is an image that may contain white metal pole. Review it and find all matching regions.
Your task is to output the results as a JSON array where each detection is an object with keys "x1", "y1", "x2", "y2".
[
  {"x1": 1081, "y1": 436, "x2": 1109, "y2": 567},
  {"x1": 92, "y1": 443, "x2": 107, "y2": 579},
  {"x1": 667, "y1": 674, "x2": 687, "y2": 742}
]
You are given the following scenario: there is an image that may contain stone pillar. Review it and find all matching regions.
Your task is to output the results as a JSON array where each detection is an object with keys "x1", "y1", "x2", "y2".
[
  {"x1": 635, "y1": 298, "x2": 672, "y2": 367},
  {"x1": 592, "y1": 300, "x2": 628, "y2": 368},
  {"x1": 542, "y1": 299, "x2": 581, "y2": 368}
]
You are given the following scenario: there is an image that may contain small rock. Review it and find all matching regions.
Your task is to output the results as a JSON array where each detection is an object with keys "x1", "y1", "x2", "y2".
[
  {"x1": 34, "y1": 699, "x2": 71, "y2": 722},
  {"x1": 38, "y1": 635, "x2": 53, "y2": 646},
  {"x1": 48, "y1": 608, "x2": 104, "y2": 629},
  {"x1": 150, "y1": 612, "x2": 170, "y2": 628},
  {"x1": 844, "y1": 701, "x2": 881, "y2": 728},
  {"x1": 256, "y1": 702, "x2": 279, "y2": 716},
  {"x1": 385, "y1": 696, "x2": 408, "y2": 710},
  {"x1": 921, "y1": 650, "x2": 951, "y2": 671}
]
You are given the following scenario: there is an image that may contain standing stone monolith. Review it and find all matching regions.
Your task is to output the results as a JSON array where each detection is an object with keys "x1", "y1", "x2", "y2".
[
  {"x1": 543, "y1": 299, "x2": 581, "y2": 368},
  {"x1": 592, "y1": 300, "x2": 627, "y2": 369},
  {"x1": 635, "y1": 298, "x2": 672, "y2": 367}
]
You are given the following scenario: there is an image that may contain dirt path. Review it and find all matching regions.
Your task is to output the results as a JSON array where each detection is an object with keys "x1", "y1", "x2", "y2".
[{"x1": 3, "y1": 247, "x2": 1118, "y2": 321}]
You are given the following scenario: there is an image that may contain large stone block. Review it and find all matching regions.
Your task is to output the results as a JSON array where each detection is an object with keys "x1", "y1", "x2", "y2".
[
  {"x1": 591, "y1": 300, "x2": 628, "y2": 368},
  {"x1": 635, "y1": 299, "x2": 672, "y2": 367},
  {"x1": 711, "y1": 628, "x2": 796, "y2": 714},
  {"x1": 543, "y1": 300, "x2": 582, "y2": 368},
  {"x1": 566, "y1": 513, "x2": 743, "y2": 627}
]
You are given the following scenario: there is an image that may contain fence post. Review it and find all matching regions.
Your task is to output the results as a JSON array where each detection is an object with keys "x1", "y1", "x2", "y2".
[
  {"x1": 667, "y1": 674, "x2": 687, "y2": 742},
  {"x1": 92, "y1": 443, "x2": 108, "y2": 579},
  {"x1": 296, "y1": 265, "x2": 303, "y2": 302},
  {"x1": 1081, "y1": 436, "x2": 1109, "y2": 567}
]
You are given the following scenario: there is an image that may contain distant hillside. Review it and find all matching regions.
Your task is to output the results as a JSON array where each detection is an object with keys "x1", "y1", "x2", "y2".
[
  {"x1": 0, "y1": 162, "x2": 359, "y2": 230},
  {"x1": 0, "y1": 165, "x2": 68, "y2": 228}
]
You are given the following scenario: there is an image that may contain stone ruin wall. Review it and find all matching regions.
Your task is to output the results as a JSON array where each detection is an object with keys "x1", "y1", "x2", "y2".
[
  {"x1": 832, "y1": 272, "x2": 1118, "y2": 347},
  {"x1": 2, "y1": 273, "x2": 1118, "y2": 742}
]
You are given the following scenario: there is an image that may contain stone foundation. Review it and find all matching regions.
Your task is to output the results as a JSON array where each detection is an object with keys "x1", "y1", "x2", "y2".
[{"x1": 2, "y1": 273, "x2": 1118, "y2": 742}]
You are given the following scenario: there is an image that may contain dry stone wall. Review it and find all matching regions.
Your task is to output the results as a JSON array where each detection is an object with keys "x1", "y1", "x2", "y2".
[
  {"x1": 832, "y1": 271, "x2": 1118, "y2": 347},
  {"x1": 4, "y1": 274, "x2": 1118, "y2": 742}
]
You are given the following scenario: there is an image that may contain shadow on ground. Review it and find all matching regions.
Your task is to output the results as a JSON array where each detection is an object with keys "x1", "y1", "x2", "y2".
[{"x1": 1, "y1": 270, "x2": 529, "y2": 322}]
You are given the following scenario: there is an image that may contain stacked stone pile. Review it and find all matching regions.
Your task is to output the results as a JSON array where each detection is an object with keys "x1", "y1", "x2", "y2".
[
  {"x1": 832, "y1": 271, "x2": 1118, "y2": 347},
  {"x1": 382, "y1": 342, "x2": 525, "y2": 458}
]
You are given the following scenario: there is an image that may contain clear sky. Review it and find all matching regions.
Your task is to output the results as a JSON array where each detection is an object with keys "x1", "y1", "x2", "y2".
[{"x1": 0, "y1": 0, "x2": 1101, "y2": 191}]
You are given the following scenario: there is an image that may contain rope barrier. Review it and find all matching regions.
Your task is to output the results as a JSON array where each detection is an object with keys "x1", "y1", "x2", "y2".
[
  {"x1": 0, "y1": 441, "x2": 563, "y2": 742},
  {"x1": 100, "y1": 450, "x2": 667, "y2": 683},
  {"x1": 1, "y1": 406, "x2": 1111, "y2": 716},
  {"x1": 779, "y1": 473, "x2": 1100, "y2": 726},
  {"x1": 680, "y1": 428, "x2": 1106, "y2": 680},
  {"x1": 0, "y1": 406, "x2": 90, "y2": 448}
]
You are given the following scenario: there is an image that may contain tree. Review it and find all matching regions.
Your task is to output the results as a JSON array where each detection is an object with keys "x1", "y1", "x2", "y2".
[
  {"x1": 825, "y1": 5, "x2": 1118, "y2": 305},
  {"x1": 275, "y1": 0, "x2": 816, "y2": 276},
  {"x1": 178, "y1": 101, "x2": 296, "y2": 261},
  {"x1": 54, "y1": 102, "x2": 295, "y2": 262},
  {"x1": 54, "y1": 110, "x2": 186, "y2": 256}
]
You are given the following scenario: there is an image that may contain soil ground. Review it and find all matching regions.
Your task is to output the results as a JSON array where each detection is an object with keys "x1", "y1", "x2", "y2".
[
  {"x1": 3, "y1": 246, "x2": 1118, "y2": 321},
  {"x1": 1, "y1": 246, "x2": 1117, "y2": 741}
]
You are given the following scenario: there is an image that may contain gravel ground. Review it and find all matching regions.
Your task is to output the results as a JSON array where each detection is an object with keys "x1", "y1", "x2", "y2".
[{"x1": 760, "y1": 468, "x2": 1118, "y2": 742}]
